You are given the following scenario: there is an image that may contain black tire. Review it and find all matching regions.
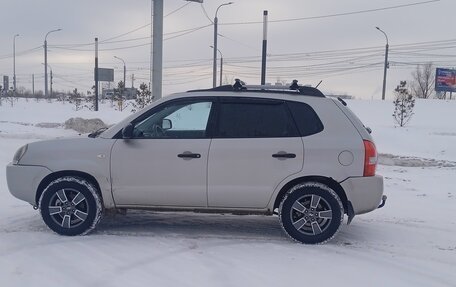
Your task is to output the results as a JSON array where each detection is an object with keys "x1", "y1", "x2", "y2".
[
  {"x1": 279, "y1": 182, "x2": 344, "y2": 244},
  {"x1": 39, "y1": 176, "x2": 103, "y2": 236}
]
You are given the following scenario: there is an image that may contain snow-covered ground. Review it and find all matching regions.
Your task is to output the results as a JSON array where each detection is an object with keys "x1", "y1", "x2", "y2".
[{"x1": 0, "y1": 98, "x2": 455, "y2": 287}]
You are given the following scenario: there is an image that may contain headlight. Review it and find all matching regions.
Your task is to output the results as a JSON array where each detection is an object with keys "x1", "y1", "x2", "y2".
[{"x1": 13, "y1": 144, "x2": 28, "y2": 165}]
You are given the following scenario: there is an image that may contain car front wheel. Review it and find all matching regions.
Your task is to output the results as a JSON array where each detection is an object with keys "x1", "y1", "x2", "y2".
[
  {"x1": 39, "y1": 176, "x2": 103, "y2": 236},
  {"x1": 279, "y1": 182, "x2": 344, "y2": 244}
]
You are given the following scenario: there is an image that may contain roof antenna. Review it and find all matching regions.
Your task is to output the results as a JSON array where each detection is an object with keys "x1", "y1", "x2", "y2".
[{"x1": 315, "y1": 80, "x2": 323, "y2": 89}]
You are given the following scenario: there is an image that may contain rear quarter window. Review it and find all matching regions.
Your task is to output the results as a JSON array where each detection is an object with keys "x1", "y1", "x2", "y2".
[{"x1": 287, "y1": 101, "x2": 324, "y2": 137}]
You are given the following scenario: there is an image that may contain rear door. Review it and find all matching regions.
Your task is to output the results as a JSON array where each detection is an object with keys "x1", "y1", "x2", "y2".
[{"x1": 207, "y1": 97, "x2": 304, "y2": 209}]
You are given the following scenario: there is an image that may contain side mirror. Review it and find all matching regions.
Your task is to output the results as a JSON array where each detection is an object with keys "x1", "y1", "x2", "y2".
[
  {"x1": 162, "y1": 119, "x2": 172, "y2": 130},
  {"x1": 122, "y1": 123, "x2": 134, "y2": 139}
]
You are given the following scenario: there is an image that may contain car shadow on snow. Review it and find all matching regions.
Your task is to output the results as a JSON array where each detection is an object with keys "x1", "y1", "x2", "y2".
[
  {"x1": 94, "y1": 210, "x2": 367, "y2": 245},
  {"x1": 1, "y1": 209, "x2": 377, "y2": 246},
  {"x1": 95, "y1": 210, "x2": 287, "y2": 241}
]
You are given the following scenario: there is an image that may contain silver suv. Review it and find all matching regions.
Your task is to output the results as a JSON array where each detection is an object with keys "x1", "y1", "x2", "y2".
[{"x1": 6, "y1": 81, "x2": 385, "y2": 244}]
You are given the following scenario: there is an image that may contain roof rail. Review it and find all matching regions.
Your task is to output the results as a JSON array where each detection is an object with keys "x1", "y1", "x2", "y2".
[{"x1": 188, "y1": 79, "x2": 325, "y2": 98}]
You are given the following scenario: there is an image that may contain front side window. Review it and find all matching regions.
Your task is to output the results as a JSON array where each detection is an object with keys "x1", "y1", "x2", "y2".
[
  {"x1": 133, "y1": 101, "x2": 212, "y2": 139},
  {"x1": 216, "y1": 100, "x2": 299, "y2": 138}
]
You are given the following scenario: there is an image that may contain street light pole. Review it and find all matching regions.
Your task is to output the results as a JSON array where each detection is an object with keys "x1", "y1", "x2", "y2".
[
  {"x1": 13, "y1": 34, "x2": 19, "y2": 96},
  {"x1": 44, "y1": 28, "x2": 62, "y2": 98},
  {"x1": 213, "y1": 2, "x2": 233, "y2": 88},
  {"x1": 41, "y1": 63, "x2": 53, "y2": 97},
  {"x1": 211, "y1": 46, "x2": 223, "y2": 86},
  {"x1": 376, "y1": 27, "x2": 389, "y2": 101},
  {"x1": 114, "y1": 56, "x2": 126, "y2": 86},
  {"x1": 50, "y1": 67, "x2": 53, "y2": 98}
]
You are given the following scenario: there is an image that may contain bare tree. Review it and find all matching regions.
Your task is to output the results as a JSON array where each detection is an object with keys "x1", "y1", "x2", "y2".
[{"x1": 411, "y1": 62, "x2": 435, "y2": 99}]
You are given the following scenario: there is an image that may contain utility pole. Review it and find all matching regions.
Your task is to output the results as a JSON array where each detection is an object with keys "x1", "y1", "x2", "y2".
[
  {"x1": 13, "y1": 34, "x2": 19, "y2": 96},
  {"x1": 50, "y1": 68, "x2": 53, "y2": 98},
  {"x1": 212, "y1": 14, "x2": 218, "y2": 88},
  {"x1": 114, "y1": 56, "x2": 126, "y2": 87},
  {"x1": 212, "y1": 2, "x2": 233, "y2": 88},
  {"x1": 261, "y1": 10, "x2": 268, "y2": 85},
  {"x1": 376, "y1": 27, "x2": 389, "y2": 100},
  {"x1": 94, "y1": 37, "x2": 99, "y2": 111},
  {"x1": 44, "y1": 29, "x2": 62, "y2": 98},
  {"x1": 114, "y1": 56, "x2": 126, "y2": 100},
  {"x1": 32, "y1": 74, "x2": 35, "y2": 97},
  {"x1": 149, "y1": 0, "x2": 203, "y2": 99},
  {"x1": 152, "y1": 0, "x2": 164, "y2": 100},
  {"x1": 131, "y1": 74, "x2": 135, "y2": 88},
  {"x1": 220, "y1": 56, "x2": 223, "y2": 86},
  {"x1": 150, "y1": 1, "x2": 153, "y2": 93},
  {"x1": 211, "y1": 45, "x2": 223, "y2": 86},
  {"x1": 41, "y1": 63, "x2": 53, "y2": 97}
]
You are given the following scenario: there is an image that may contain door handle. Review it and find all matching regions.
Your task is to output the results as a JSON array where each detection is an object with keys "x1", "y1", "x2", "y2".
[
  {"x1": 178, "y1": 152, "x2": 201, "y2": 159},
  {"x1": 272, "y1": 152, "x2": 296, "y2": 159}
]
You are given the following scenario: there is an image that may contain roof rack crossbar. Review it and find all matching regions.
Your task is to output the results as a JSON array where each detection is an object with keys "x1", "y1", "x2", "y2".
[{"x1": 187, "y1": 79, "x2": 326, "y2": 98}]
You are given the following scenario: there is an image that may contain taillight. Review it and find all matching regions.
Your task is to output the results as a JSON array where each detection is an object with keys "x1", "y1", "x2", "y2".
[{"x1": 363, "y1": 140, "x2": 377, "y2": 176}]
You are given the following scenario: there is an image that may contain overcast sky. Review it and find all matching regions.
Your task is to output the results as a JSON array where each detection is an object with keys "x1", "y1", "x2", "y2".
[{"x1": 0, "y1": 0, "x2": 454, "y2": 99}]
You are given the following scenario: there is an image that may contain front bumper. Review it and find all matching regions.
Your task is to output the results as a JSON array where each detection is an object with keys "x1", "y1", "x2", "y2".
[
  {"x1": 6, "y1": 163, "x2": 52, "y2": 205},
  {"x1": 340, "y1": 175, "x2": 384, "y2": 215}
]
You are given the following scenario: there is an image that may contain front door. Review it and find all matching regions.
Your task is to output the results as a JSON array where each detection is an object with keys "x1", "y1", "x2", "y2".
[{"x1": 111, "y1": 99, "x2": 215, "y2": 207}]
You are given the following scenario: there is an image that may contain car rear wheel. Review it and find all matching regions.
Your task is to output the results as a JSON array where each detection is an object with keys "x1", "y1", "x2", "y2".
[
  {"x1": 279, "y1": 182, "x2": 344, "y2": 244},
  {"x1": 39, "y1": 176, "x2": 103, "y2": 236}
]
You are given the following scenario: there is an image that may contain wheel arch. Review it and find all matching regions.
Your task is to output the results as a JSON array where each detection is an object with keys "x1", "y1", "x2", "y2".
[
  {"x1": 273, "y1": 176, "x2": 348, "y2": 213},
  {"x1": 36, "y1": 170, "x2": 103, "y2": 206}
]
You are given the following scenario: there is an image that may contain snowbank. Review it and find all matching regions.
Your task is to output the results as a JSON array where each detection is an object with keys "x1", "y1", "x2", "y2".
[
  {"x1": 347, "y1": 99, "x2": 456, "y2": 161},
  {"x1": 64, "y1": 117, "x2": 107, "y2": 134}
]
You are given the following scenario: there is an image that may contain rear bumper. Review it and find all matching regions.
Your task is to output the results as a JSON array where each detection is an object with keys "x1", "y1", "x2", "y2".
[
  {"x1": 340, "y1": 175, "x2": 384, "y2": 215},
  {"x1": 6, "y1": 163, "x2": 52, "y2": 205}
]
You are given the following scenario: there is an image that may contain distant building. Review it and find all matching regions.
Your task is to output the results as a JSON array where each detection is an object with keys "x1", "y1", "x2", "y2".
[
  {"x1": 326, "y1": 94, "x2": 354, "y2": 100},
  {"x1": 102, "y1": 87, "x2": 137, "y2": 100}
]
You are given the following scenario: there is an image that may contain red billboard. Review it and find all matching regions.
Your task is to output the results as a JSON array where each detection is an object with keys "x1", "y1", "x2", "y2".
[{"x1": 435, "y1": 68, "x2": 456, "y2": 92}]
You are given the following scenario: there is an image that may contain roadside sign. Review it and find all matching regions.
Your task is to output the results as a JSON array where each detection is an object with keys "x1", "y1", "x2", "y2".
[
  {"x1": 94, "y1": 68, "x2": 114, "y2": 82},
  {"x1": 435, "y1": 68, "x2": 456, "y2": 92}
]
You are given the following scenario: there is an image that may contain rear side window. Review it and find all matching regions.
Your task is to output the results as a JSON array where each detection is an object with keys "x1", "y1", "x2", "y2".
[
  {"x1": 287, "y1": 101, "x2": 324, "y2": 136},
  {"x1": 216, "y1": 101, "x2": 299, "y2": 138}
]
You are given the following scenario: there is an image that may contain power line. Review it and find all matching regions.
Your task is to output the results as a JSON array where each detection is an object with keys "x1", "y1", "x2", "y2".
[
  {"x1": 220, "y1": 0, "x2": 441, "y2": 26},
  {"x1": 0, "y1": 45, "x2": 42, "y2": 60},
  {"x1": 200, "y1": 3, "x2": 213, "y2": 24},
  {"x1": 6, "y1": 0, "x2": 443, "y2": 58},
  {"x1": 164, "y1": 24, "x2": 211, "y2": 41},
  {"x1": 165, "y1": 2, "x2": 191, "y2": 17},
  {"x1": 99, "y1": 23, "x2": 151, "y2": 44},
  {"x1": 218, "y1": 33, "x2": 260, "y2": 52},
  {"x1": 95, "y1": 2, "x2": 191, "y2": 44},
  {"x1": 48, "y1": 25, "x2": 212, "y2": 52}
]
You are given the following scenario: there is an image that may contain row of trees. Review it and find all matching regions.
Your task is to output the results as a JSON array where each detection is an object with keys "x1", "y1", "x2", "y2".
[
  {"x1": 1, "y1": 81, "x2": 154, "y2": 112},
  {"x1": 109, "y1": 81, "x2": 154, "y2": 112}
]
